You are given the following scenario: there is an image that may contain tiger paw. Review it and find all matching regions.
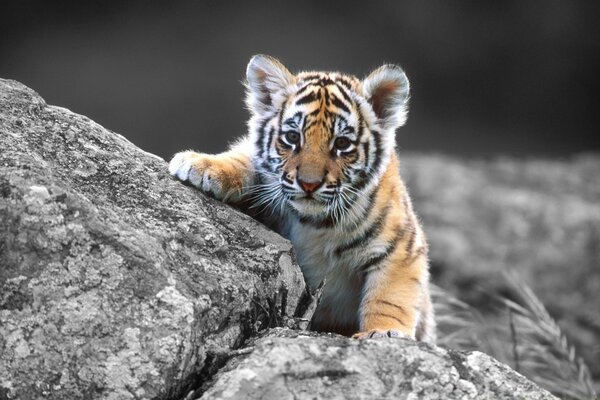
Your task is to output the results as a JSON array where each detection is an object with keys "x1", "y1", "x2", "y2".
[
  {"x1": 352, "y1": 330, "x2": 413, "y2": 340},
  {"x1": 168, "y1": 151, "x2": 246, "y2": 202}
]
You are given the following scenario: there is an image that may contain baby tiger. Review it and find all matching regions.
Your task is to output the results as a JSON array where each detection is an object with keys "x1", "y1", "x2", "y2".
[{"x1": 169, "y1": 55, "x2": 435, "y2": 342}]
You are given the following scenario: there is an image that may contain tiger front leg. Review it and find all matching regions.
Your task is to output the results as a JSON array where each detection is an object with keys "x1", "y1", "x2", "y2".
[
  {"x1": 169, "y1": 150, "x2": 254, "y2": 203},
  {"x1": 352, "y1": 253, "x2": 428, "y2": 340}
]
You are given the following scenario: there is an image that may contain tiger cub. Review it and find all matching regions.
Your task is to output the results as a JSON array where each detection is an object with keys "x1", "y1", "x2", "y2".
[{"x1": 169, "y1": 55, "x2": 435, "y2": 342}]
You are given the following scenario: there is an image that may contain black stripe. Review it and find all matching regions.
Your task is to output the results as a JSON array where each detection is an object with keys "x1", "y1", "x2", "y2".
[
  {"x1": 362, "y1": 137, "x2": 370, "y2": 171},
  {"x1": 230, "y1": 157, "x2": 247, "y2": 168},
  {"x1": 376, "y1": 300, "x2": 407, "y2": 315},
  {"x1": 356, "y1": 113, "x2": 369, "y2": 171},
  {"x1": 402, "y1": 246, "x2": 426, "y2": 268},
  {"x1": 357, "y1": 112, "x2": 366, "y2": 140},
  {"x1": 362, "y1": 181, "x2": 381, "y2": 219},
  {"x1": 289, "y1": 207, "x2": 335, "y2": 229},
  {"x1": 295, "y1": 83, "x2": 314, "y2": 97},
  {"x1": 281, "y1": 184, "x2": 295, "y2": 193},
  {"x1": 262, "y1": 106, "x2": 286, "y2": 165},
  {"x1": 338, "y1": 150, "x2": 358, "y2": 162},
  {"x1": 355, "y1": 251, "x2": 387, "y2": 274},
  {"x1": 296, "y1": 91, "x2": 319, "y2": 105},
  {"x1": 342, "y1": 125, "x2": 356, "y2": 135},
  {"x1": 404, "y1": 223, "x2": 416, "y2": 255},
  {"x1": 334, "y1": 203, "x2": 390, "y2": 257},
  {"x1": 307, "y1": 108, "x2": 321, "y2": 116},
  {"x1": 315, "y1": 77, "x2": 336, "y2": 87},
  {"x1": 254, "y1": 117, "x2": 270, "y2": 159},
  {"x1": 304, "y1": 119, "x2": 318, "y2": 130},
  {"x1": 371, "y1": 129, "x2": 383, "y2": 173},
  {"x1": 346, "y1": 166, "x2": 362, "y2": 174},
  {"x1": 366, "y1": 312, "x2": 406, "y2": 327},
  {"x1": 352, "y1": 180, "x2": 380, "y2": 224},
  {"x1": 264, "y1": 109, "x2": 285, "y2": 164},
  {"x1": 330, "y1": 94, "x2": 350, "y2": 113},
  {"x1": 300, "y1": 215, "x2": 335, "y2": 229},
  {"x1": 354, "y1": 129, "x2": 382, "y2": 191},
  {"x1": 355, "y1": 229, "x2": 403, "y2": 274},
  {"x1": 335, "y1": 83, "x2": 354, "y2": 105},
  {"x1": 323, "y1": 91, "x2": 331, "y2": 107},
  {"x1": 336, "y1": 77, "x2": 353, "y2": 90},
  {"x1": 283, "y1": 112, "x2": 302, "y2": 129},
  {"x1": 301, "y1": 73, "x2": 323, "y2": 81},
  {"x1": 265, "y1": 126, "x2": 275, "y2": 155}
]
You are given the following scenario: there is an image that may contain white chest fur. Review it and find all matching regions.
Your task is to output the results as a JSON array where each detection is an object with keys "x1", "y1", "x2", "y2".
[{"x1": 285, "y1": 219, "x2": 368, "y2": 328}]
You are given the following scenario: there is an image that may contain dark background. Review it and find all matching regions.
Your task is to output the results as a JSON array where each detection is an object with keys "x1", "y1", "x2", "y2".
[{"x1": 1, "y1": 1, "x2": 599, "y2": 160}]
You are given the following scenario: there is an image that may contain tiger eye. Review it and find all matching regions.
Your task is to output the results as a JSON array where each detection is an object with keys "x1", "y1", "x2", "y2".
[
  {"x1": 285, "y1": 131, "x2": 301, "y2": 144},
  {"x1": 334, "y1": 137, "x2": 351, "y2": 150}
]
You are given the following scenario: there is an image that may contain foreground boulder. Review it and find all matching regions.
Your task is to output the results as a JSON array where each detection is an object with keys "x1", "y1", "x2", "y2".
[
  {"x1": 0, "y1": 78, "x2": 307, "y2": 399},
  {"x1": 0, "y1": 78, "x2": 558, "y2": 400},
  {"x1": 197, "y1": 328, "x2": 556, "y2": 400}
]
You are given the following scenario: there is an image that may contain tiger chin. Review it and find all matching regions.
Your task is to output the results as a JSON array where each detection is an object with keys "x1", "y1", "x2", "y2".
[{"x1": 169, "y1": 55, "x2": 436, "y2": 343}]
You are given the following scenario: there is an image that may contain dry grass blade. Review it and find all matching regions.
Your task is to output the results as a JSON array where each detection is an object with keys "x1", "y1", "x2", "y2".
[
  {"x1": 500, "y1": 272, "x2": 596, "y2": 400},
  {"x1": 430, "y1": 284, "x2": 491, "y2": 352}
]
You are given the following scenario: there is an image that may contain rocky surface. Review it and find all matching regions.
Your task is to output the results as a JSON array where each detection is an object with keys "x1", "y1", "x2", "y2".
[
  {"x1": 0, "y1": 78, "x2": 308, "y2": 399},
  {"x1": 197, "y1": 328, "x2": 556, "y2": 400}
]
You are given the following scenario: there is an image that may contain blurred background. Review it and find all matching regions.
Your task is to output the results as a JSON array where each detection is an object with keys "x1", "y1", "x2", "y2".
[
  {"x1": 2, "y1": 1, "x2": 599, "y2": 397},
  {"x1": 1, "y1": 1, "x2": 599, "y2": 160}
]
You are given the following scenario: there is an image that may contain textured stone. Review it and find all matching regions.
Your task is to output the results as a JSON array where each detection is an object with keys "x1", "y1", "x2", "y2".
[
  {"x1": 0, "y1": 78, "x2": 307, "y2": 400},
  {"x1": 198, "y1": 328, "x2": 557, "y2": 400}
]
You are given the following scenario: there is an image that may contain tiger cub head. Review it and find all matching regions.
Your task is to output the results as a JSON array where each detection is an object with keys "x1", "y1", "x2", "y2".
[{"x1": 246, "y1": 55, "x2": 409, "y2": 223}]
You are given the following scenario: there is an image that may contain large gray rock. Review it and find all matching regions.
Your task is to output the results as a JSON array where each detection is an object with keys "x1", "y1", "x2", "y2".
[
  {"x1": 0, "y1": 78, "x2": 307, "y2": 399},
  {"x1": 198, "y1": 328, "x2": 557, "y2": 400}
]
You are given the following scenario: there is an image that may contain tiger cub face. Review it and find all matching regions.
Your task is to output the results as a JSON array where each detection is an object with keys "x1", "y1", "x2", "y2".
[{"x1": 246, "y1": 55, "x2": 410, "y2": 224}]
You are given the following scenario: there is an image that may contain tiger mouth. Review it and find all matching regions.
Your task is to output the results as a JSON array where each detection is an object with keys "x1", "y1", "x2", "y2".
[
  {"x1": 290, "y1": 196, "x2": 320, "y2": 205},
  {"x1": 290, "y1": 193, "x2": 328, "y2": 203},
  {"x1": 298, "y1": 192, "x2": 314, "y2": 199},
  {"x1": 289, "y1": 194, "x2": 326, "y2": 205}
]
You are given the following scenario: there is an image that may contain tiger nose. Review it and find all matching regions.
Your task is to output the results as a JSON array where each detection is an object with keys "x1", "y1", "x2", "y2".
[{"x1": 297, "y1": 178, "x2": 323, "y2": 193}]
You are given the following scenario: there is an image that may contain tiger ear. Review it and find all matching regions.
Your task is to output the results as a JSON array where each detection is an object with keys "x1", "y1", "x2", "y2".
[
  {"x1": 362, "y1": 65, "x2": 410, "y2": 130},
  {"x1": 246, "y1": 54, "x2": 295, "y2": 114}
]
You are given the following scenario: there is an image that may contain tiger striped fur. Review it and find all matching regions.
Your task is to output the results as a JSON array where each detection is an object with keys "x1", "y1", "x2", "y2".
[{"x1": 169, "y1": 55, "x2": 435, "y2": 342}]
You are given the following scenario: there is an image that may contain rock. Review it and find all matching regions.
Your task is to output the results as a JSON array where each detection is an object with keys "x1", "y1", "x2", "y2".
[
  {"x1": 0, "y1": 78, "x2": 308, "y2": 400},
  {"x1": 197, "y1": 328, "x2": 557, "y2": 400}
]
